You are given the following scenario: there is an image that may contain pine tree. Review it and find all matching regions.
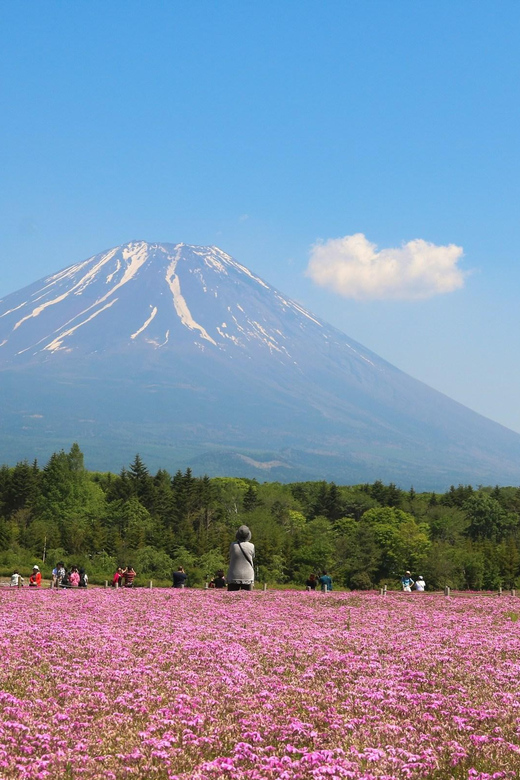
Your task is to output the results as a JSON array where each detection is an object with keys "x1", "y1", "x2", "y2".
[
  {"x1": 325, "y1": 482, "x2": 343, "y2": 521},
  {"x1": 243, "y1": 484, "x2": 258, "y2": 513}
]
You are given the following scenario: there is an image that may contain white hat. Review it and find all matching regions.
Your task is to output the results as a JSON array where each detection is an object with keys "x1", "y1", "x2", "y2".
[{"x1": 32, "y1": 565, "x2": 40, "y2": 570}]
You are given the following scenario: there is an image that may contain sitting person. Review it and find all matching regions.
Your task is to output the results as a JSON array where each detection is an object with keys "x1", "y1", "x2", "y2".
[
  {"x1": 112, "y1": 567, "x2": 124, "y2": 587},
  {"x1": 29, "y1": 565, "x2": 42, "y2": 587},
  {"x1": 69, "y1": 567, "x2": 80, "y2": 587},
  {"x1": 60, "y1": 569, "x2": 72, "y2": 588},
  {"x1": 305, "y1": 573, "x2": 318, "y2": 590},
  {"x1": 211, "y1": 570, "x2": 226, "y2": 589},
  {"x1": 55, "y1": 562, "x2": 66, "y2": 588},
  {"x1": 415, "y1": 575, "x2": 426, "y2": 592},
  {"x1": 319, "y1": 571, "x2": 332, "y2": 591},
  {"x1": 78, "y1": 569, "x2": 88, "y2": 588},
  {"x1": 10, "y1": 570, "x2": 24, "y2": 587}
]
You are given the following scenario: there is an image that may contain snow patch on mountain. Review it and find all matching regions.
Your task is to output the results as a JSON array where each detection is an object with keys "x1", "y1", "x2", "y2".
[
  {"x1": 42, "y1": 299, "x2": 119, "y2": 353},
  {"x1": 14, "y1": 291, "x2": 68, "y2": 331},
  {"x1": 131, "y1": 306, "x2": 158, "y2": 340},
  {"x1": 165, "y1": 250, "x2": 217, "y2": 346},
  {"x1": 106, "y1": 258, "x2": 122, "y2": 284},
  {"x1": 0, "y1": 301, "x2": 27, "y2": 318}
]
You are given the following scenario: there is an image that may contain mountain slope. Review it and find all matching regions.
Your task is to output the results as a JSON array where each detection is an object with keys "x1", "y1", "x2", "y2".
[{"x1": 1, "y1": 240, "x2": 519, "y2": 489}]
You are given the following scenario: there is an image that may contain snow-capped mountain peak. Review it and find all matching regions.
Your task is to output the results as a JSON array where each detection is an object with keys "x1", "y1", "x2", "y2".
[{"x1": 0, "y1": 241, "x2": 329, "y2": 365}]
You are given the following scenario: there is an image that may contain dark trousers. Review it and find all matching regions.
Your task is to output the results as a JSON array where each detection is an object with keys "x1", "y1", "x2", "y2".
[{"x1": 227, "y1": 583, "x2": 253, "y2": 591}]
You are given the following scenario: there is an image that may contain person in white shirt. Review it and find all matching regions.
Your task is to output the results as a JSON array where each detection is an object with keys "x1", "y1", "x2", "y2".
[
  {"x1": 10, "y1": 570, "x2": 24, "y2": 587},
  {"x1": 415, "y1": 576, "x2": 426, "y2": 592}
]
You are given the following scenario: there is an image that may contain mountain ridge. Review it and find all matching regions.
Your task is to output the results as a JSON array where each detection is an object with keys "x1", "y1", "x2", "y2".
[{"x1": 1, "y1": 240, "x2": 519, "y2": 489}]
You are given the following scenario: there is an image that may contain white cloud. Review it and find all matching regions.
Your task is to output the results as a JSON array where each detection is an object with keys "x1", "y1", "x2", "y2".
[{"x1": 306, "y1": 233, "x2": 467, "y2": 300}]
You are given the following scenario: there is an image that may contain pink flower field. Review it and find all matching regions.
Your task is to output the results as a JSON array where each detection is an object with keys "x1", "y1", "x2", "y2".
[{"x1": 0, "y1": 589, "x2": 519, "y2": 780}]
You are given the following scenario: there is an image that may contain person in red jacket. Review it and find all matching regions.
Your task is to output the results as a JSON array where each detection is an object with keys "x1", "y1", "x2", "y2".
[{"x1": 29, "y1": 565, "x2": 42, "y2": 587}]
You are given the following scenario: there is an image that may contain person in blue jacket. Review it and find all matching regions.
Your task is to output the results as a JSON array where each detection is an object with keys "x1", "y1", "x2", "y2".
[{"x1": 319, "y1": 571, "x2": 332, "y2": 591}]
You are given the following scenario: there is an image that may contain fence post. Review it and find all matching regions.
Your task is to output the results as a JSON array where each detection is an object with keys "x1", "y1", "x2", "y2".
[
  {"x1": 204, "y1": 582, "x2": 209, "y2": 590},
  {"x1": 380, "y1": 588, "x2": 384, "y2": 596},
  {"x1": 321, "y1": 583, "x2": 328, "y2": 593},
  {"x1": 512, "y1": 589, "x2": 516, "y2": 597},
  {"x1": 306, "y1": 585, "x2": 311, "y2": 591},
  {"x1": 263, "y1": 583, "x2": 267, "y2": 592},
  {"x1": 149, "y1": 580, "x2": 153, "y2": 589},
  {"x1": 383, "y1": 585, "x2": 387, "y2": 595},
  {"x1": 499, "y1": 586, "x2": 503, "y2": 596},
  {"x1": 444, "y1": 586, "x2": 450, "y2": 597},
  {"x1": 104, "y1": 580, "x2": 108, "y2": 589}
]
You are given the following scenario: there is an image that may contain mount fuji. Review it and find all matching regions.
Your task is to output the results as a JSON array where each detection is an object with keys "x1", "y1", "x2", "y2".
[{"x1": 1, "y1": 240, "x2": 519, "y2": 489}]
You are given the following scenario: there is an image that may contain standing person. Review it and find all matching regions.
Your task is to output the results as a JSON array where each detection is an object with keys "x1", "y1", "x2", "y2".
[
  {"x1": 401, "y1": 571, "x2": 415, "y2": 592},
  {"x1": 319, "y1": 571, "x2": 332, "y2": 591},
  {"x1": 172, "y1": 567, "x2": 187, "y2": 588},
  {"x1": 227, "y1": 525, "x2": 255, "y2": 591},
  {"x1": 112, "y1": 567, "x2": 124, "y2": 587},
  {"x1": 123, "y1": 566, "x2": 136, "y2": 588},
  {"x1": 10, "y1": 570, "x2": 24, "y2": 587},
  {"x1": 415, "y1": 575, "x2": 426, "y2": 592},
  {"x1": 29, "y1": 565, "x2": 42, "y2": 587}
]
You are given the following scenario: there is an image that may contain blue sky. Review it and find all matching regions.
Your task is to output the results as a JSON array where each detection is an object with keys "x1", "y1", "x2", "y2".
[{"x1": 2, "y1": 1, "x2": 520, "y2": 432}]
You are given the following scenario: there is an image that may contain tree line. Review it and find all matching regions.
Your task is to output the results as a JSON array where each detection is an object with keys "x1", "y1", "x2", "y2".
[{"x1": 1, "y1": 443, "x2": 519, "y2": 589}]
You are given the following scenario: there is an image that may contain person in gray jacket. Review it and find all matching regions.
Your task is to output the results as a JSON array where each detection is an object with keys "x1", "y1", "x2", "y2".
[{"x1": 227, "y1": 525, "x2": 255, "y2": 591}]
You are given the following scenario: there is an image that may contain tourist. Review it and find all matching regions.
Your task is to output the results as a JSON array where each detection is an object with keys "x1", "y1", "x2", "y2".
[
  {"x1": 227, "y1": 525, "x2": 255, "y2": 591},
  {"x1": 211, "y1": 570, "x2": 226, "y2": 589},
  {"x1": 29, "y1": 565, "x2": 42, "y2": 587},
  {"x1": 78, "y1": 569, "x2": 88, "y2": 588},
  {"x1": 10, "y1": 570, "x2": 24, "y2": 587},
  {"x1": 68, "y1": 567, "x2": 80, "y2": 587},
  {"x1": 53, "y1": 561, "x2": 66, "y2": 588},
  {"x1": 415, "y1": 575, "x2": 426, "y2": 592},
  {"x1": 123, "y1": 566, "x2": 137, "y2": 587},
  {"x1": 172, "y1": 566, "x2": 187, "y2": 588},
  {"x1": 112, "y1": 567, "x2": 124, "y2": 587},
  {"x1": 401, "y1": 571, "x2": 415, "y2": 592},
  {"x1": 305, "y1": 573, "x2": 318, "y2": 591},
  {"x1": 319, "y1": 571, "x2": 332, "y2": 591},
  {"x1": 60, "y1": 569, "x2": 71, "y2": 588}
]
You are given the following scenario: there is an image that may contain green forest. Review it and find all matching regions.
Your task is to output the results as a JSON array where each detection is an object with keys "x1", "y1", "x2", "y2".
[{"x1": 1, "y1": 443, "x2": 520, "y2": 589}]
